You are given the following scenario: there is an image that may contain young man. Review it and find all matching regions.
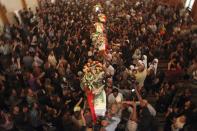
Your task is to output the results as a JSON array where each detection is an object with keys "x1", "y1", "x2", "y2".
[{"x1": 108, "y1": 88, "x2": 123, "y2": 106}]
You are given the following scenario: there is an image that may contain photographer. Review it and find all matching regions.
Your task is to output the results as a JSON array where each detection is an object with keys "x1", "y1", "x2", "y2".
[
  {"x1": 108, "y1": 88, "x2": 123, "y2": 106},
  {"x1": 122, "y1": 84, "x2": 157, "y2": 131},
  {"x1": 122, "y1": 101, "x2": 138, "y2": 131}
]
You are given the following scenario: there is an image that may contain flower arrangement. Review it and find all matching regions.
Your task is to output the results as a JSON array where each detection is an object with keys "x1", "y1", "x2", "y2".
[
  {"x1": 96, "y1": 35, "x2": 107, "y2": 51},
  {"x1": 91, "y1": 33, "x2": 106, "y2": 51},
  {"x1": 91, "y1": 32, "x2": 100, "y2": 43},
  {"x1": 98, "y1": 13, "x2": 106, "y2": 23},
  {"x1": 81, "y1": 61, "x2": 105, "y2": 95},
  {"x1": 94, "y1": 22, "x2": 104, "y2": 33}
]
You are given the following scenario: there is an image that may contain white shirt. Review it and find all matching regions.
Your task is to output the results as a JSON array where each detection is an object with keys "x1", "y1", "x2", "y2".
[
  {"x1": 142, "y1": 55, "x2": 147, "y2": 69},
  {"x1": 132, "y1": 49, "x2": 141, "y2": 60},
  {"x1": 0, "y1": 44, "x2": 11, "y2": 55},
  {"x1": 106, "y1": 53, "x2": 112, "y2": 62},
  {"x1": 149, "y1": 24, "x2": 157, "y2": 33},
  {"x1": 88, "y1": 51, "x2": 93, "y2": 57},
  {"x1": 108, "y1": 93, "x2": 123, "y2": 105},
  {"x1": 34, "y1": 56, "x2": 43, "y2": 66},
  {"x1": 48, "y1": 55, "x2": 57, "y2": 67},
  {"x1": 192, "y1": 70, "x2": 197, "y2": 80},
  {"x1": 106, "y1": 65, "x2": 115, "y2": 76},
  {"x1": 105, "y1": 0, "x2": 111, "y2": 6},
  {"x1": 127, "y1": 120, "x2": 138, "y2": 131},
  {"x1": 105, "y1": 117, "x2": 121, "y2": 131}
]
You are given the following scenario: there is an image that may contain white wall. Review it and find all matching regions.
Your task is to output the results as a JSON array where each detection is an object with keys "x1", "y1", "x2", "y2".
[{"x1": 26, "y1": 0, "x2": 39, "y2": 13}]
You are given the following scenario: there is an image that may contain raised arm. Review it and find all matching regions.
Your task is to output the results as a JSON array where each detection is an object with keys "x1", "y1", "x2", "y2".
[
  {"x1": 80, "y1": 109, "x2": 86, "y2": 126},
  {"x1": 16, "y1": 57, "x2": 21, "y2": 69},
  {"x1": 134, "y1": 84, "x2": 142, "y2": 101},
  {"x1": 75, "y1": 97, "x2": 83, "y2": 107},
  {"x1": 130, "y1": 101, "x2": 137, "y2": 122}
]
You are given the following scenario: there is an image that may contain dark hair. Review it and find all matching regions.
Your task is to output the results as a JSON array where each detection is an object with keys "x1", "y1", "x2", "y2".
[{"x1": 112, "y1": 88, "x2": 118, "y2": 93}]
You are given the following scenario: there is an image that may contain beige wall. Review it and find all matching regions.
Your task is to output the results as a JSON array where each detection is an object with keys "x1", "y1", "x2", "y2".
[
  {"x1": 0, "y1": 0, "x2": 38, "y2": 25},
  {"x1": 26, "y1": 0, "x2": 38, "y2": 13},
  {"x1": 1, "y1": 0, "x2": 23, "y2": 24},
  {"x1": 1, "y1": 0, "x2": 23, "y2": 12}
]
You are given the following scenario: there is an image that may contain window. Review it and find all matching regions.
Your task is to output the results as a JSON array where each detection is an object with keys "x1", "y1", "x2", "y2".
[{"x1": 185, "y1": 0, "x2": 195, "y2": 10}]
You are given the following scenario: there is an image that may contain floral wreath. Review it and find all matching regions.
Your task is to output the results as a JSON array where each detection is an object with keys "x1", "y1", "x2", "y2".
[
  {"x1": 91, "y1": 33, "x2": 106, "y2": 51},
  {"x1": 98, "y1": 13, "x2": 106, "y2": 23},
  {"x1": 81, "y1": 61, "x2": 105, "y2": 95}
]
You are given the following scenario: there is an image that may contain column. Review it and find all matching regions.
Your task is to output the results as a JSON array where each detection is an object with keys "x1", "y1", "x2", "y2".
[
  {"x1": 36, "y1": 0, "x2": 41, "y2": 8},
  {"x1": 21, "y1": 0, "x2": 28, "y2": 9},
  {"x1": 192, "y1": 0, "x2": 197, "y2": 22},
  {"x1": 0, "y1": 3, "x2": 9, "y2": 25}
]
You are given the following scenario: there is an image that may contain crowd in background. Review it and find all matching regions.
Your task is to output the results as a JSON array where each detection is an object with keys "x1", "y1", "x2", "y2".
[{"x1": 0, "y1": 0, "x2": 197, "y2": 131}]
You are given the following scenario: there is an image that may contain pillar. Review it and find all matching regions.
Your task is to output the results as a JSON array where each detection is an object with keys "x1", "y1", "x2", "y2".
[
  {"x1": 21, "y1": 0, "x2": 28, "y2": 9},
  {"x1": 192, "y1": 0, "x2": 197, "y2": 22},
  {"x1": 0, "y1": 3, "x2": 9, "y2": 25}
]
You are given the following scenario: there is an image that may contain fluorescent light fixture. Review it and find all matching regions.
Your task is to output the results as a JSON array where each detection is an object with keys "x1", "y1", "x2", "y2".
[{"x1": 185, "y1": 0, "x2": 195, "y2": 10}]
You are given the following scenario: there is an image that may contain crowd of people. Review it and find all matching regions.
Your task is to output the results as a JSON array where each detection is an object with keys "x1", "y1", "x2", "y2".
[{"x1": 0, "y1": 0, "x2": 197, "y2": 131}]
